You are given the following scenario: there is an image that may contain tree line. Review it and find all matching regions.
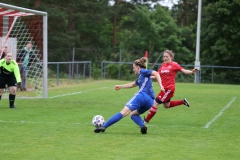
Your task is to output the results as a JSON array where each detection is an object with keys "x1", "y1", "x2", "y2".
[{"x1": 2, "y1": 0, "x2": 240, "y2": 83}]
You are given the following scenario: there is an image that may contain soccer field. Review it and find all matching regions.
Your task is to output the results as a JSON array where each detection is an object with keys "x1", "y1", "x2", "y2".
[{"x1": 0, "y1": 80, "x2": 239, "y2": 160}]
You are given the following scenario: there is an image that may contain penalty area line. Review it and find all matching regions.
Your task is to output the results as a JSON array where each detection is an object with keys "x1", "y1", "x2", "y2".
[
  {"x1": 49, "y1": 87, "x2": 109, "y2": 99},
  {"x1": 204, "y1": 96, "x2": 236, "y2": 129}
]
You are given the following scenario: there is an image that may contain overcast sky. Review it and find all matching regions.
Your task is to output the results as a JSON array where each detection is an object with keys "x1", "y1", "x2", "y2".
[{"x1": 109, "y1": 0, "x2": 179, "y2": 8}]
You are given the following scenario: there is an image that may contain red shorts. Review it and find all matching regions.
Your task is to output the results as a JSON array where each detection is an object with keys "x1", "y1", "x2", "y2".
[{"x1": 155, "y1": 88, "x2": 175, "y2": 103}]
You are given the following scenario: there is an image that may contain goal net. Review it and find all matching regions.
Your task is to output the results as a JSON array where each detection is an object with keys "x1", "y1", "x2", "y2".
[{"x1": 0, "y1": 3, "x2": 48, "y2": 98}]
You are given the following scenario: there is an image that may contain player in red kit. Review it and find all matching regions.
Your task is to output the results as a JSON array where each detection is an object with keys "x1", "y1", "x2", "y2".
[{"x1": 144, "y1": 50, "x2": 198, "y2": 123}]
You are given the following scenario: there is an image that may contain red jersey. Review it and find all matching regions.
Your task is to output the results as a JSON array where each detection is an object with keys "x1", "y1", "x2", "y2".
[{"x1": 158, "y1": 61, "x2": 183, "y2": 90}]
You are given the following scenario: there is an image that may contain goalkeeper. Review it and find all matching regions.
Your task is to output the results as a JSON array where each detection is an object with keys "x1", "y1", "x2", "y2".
[{"x1": 0, "y1": 52, "x2": 21, "y2": 108}]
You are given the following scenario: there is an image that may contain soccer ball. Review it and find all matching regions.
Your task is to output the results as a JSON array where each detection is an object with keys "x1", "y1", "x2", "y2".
[{"x1": 92, "y1": 115, "x2": 105, "y2": 128}]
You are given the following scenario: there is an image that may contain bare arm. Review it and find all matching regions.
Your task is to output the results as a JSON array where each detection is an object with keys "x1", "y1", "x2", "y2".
[
  {"x1": 151, "y1": 70, "x2": 165, "y2": 92},
  {"x1": 115, "y1": 82, "x2": 137, "y2": 90},
  {"x1": 181, "y1": 68, "x2": 198, "y2": 74}
]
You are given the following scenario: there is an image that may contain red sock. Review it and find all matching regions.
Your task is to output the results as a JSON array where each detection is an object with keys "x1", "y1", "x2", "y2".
[
  {"x1": 169, "y1": 100, "x2": 184, "y2": 108},
  {"x1": 145, "y1": 106, "x2": 158, "y2": 122}
]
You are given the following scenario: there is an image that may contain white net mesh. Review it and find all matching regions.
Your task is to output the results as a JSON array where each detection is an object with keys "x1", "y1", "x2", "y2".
[{"x1": 1, "y1": 14, "x2": 44, "y2": 97}]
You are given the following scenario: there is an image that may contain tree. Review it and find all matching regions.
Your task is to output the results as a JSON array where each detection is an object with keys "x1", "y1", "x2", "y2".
[
  {"x1": 201, "y1": 0, "x2": 240, "y2": 66},
  {"x1": 172, "y1": 0, "x2": 198, "y2": 27},
  {"x1": 171, "y1": 0, "x2": 198, "y2": 63},
  {"x1": 118, "y1": 4, "x2": 191, "y2": 63}
]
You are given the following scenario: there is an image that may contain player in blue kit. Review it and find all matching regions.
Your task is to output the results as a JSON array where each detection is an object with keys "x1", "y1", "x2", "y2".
[{"x1": 94, "y1": 57, "x2": 164, "y2": 134}]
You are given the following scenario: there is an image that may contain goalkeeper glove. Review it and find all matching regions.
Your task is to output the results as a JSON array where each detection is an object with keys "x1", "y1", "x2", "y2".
[{"x1": 17, "y1": 82, "x2": 22, "y2": 91}]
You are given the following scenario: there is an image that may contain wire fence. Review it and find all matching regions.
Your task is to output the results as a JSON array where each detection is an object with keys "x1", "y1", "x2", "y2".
[
  {"x1": 31, "y1": 61, "x2": 240, "y2": 87},
  {"x1": 101, "y1": 61, "x2": 240, "y2": 84}
]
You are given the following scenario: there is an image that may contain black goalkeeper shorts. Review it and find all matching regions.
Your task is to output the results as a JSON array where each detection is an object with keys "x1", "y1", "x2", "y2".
[{"x1": 0, "y1": 75, "x2": 17, "y2": 88}]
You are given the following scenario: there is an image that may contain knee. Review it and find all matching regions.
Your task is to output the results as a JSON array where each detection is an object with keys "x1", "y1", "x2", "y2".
[
  {"x1": 129, "y1": 112, "x2": 133, "y2": 117},
  {"x1": 10, "y1": 91, "x2": 16, "y2": 95},
  {"x1": 129, "y1": 112, "x2": 135, "y2": 117},
  {"x1": 9, "y1": 88, "x2": 17, "y2": 95},
  {"x1": 163, "y1": 104, "x2": 170, "y2": 109},
  {"x1": 120, "y1": 110, "x2": 128, "y2": 117},
  {"x1": 121, "y1": 113, "x2": 128, "y2": 117},
  {"x1": 120, "y1": 107, "x2": 131, "y2": 117}
]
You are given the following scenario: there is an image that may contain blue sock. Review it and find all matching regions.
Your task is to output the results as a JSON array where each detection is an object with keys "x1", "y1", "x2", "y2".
[
  {"x1": 131, "y1": 115, "x2": 144, "y2": 128},
  {"x1": 103, "y1": 112, "x2": 123, "y2": 128}
]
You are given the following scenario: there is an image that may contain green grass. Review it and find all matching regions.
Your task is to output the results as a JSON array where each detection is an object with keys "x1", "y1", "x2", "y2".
[{"x1": 0, "y1": 80, "x2": 239, "y2": 160}]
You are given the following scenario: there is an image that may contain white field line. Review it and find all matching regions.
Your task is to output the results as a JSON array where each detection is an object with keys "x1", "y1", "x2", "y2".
[
  {"x1": 0, "y1": 119, "x2": 157, "y2": 126},
  {"x1": 0, "y1": 119, "x2": 92, "y2": 125},
  {"x1": 49, "y1": 87, "x2": 109, "y2": 99},
  {"x1": 204, "y1": 96, "x2": 236, "y2": 129},
  {"x1": 1, "y1": 87, "x2": 109, "y2": 99},
  {"x1": 0, "y1": 119, "x2": 197, "y2": 128}
]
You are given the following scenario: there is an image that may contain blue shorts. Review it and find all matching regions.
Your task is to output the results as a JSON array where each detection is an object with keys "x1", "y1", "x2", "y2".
[{"x1": 126, "y1": 92, "x2": 154, "y2": 114}]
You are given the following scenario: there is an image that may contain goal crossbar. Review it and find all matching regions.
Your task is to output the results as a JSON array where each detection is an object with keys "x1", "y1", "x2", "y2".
[{"x1": 0, "y1": 3, "x2": 48, "y2": 98}]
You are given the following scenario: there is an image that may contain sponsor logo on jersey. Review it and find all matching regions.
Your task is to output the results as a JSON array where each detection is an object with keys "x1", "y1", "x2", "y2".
[
  {"x1": 3, "y1": 70, "x2": 11, "y2": 74},
  {"x1": 161, "y1": 70, "x2": 169, "y2": 73}
]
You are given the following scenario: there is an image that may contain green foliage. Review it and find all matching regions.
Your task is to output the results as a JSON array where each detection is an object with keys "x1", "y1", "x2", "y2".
[
  {"x1": 201, "y1": 0, "x2": 240, "y2": 66},
  {"x1": 172, "y1": 0, "x2": 198, "y2": 27},
  {"x1": 119, "y1": 5, "x2": 189, "y2": 55},
  {"x1": 92, "y1": 63, "x2": 102, "y2": 79},
  {"x1": 1, "y1": 0, "x2": 239, "y2": 84},
  {"x1": 105, "y1": 63, "x2": 133, "y2": 80}
]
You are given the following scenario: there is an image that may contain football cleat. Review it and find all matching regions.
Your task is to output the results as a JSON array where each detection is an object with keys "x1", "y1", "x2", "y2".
[
  {"x1": 183, "y1": 98, "x2": 190, "y2": 107},
  {"x1": 141, "y1": 125, "x2": 147, "y2": 134},
  {"x1": 94, "y1": 127, "x2": 106, "y2": 133},
  {"x1": 10, "y1": 105, "x2": 16, "y2": 109}
]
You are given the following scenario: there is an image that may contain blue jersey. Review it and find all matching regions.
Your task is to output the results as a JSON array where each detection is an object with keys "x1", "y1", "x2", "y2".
[
  {"x1": 126, "y1": 68, "x2": 155, "y2": 114},
  {"x1": 135, "y1": 68, "x2": 155, "y2": 99}
]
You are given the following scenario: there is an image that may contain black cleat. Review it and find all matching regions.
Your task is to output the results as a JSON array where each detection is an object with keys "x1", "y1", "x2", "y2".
[
  {"x1": 141, "y1": 125, "x2": 147, "y2": 134},
  {"x1": 183, "y1": 98, "x2": 190, "y2": 107},
  {"x1": 10, "y1": 105, "x2": 16, "y2": 109},
  {"x1": 94, "y1": 127, "x2": 106, "y2": 133}
]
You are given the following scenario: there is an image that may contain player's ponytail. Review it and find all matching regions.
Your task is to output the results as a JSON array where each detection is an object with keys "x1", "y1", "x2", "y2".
[{"x1": 134, "y1": 57, "x2": 147, "y2": 69}]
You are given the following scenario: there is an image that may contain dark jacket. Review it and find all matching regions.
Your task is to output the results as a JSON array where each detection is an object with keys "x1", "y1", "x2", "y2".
[{"x1": 17, "y1": 47, "x2": 35, "y2": 67}]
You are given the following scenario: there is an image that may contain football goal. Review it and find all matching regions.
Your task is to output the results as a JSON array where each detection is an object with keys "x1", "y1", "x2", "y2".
[{"x1": 0, "y1": 3, "x2": 48, "y2": 98}]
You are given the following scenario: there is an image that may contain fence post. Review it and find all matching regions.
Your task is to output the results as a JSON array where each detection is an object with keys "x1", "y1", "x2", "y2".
[{"x1": 56, "y1": 63, "x2": 59, "y2": 85}]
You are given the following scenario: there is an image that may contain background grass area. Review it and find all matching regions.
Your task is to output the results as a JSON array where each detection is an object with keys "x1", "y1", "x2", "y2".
[{"x1": 0, "y1": 80, "x2": 239, "y2": 160}]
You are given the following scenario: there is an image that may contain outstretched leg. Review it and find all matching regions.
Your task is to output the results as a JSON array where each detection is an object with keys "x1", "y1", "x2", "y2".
[
  {"x1": 94, "y1": 106, "x2": 131, "y2": 133},
  {"x1": 94, "y1": 112, "x2": 123, "y2": 133},
  {"x1": 169, "y1": 98, "x2": 190, "y2": 108}
]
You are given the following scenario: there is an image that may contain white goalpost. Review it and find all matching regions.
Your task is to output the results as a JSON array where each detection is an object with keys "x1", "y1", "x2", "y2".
[{"x1": 0, "y1": 3, "x2": 48, "y2": 98}]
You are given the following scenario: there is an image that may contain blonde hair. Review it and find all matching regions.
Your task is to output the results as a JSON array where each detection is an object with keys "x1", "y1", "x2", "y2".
[{"x1": 164, "y1": 50, "x2": 174, "y2": 60}]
